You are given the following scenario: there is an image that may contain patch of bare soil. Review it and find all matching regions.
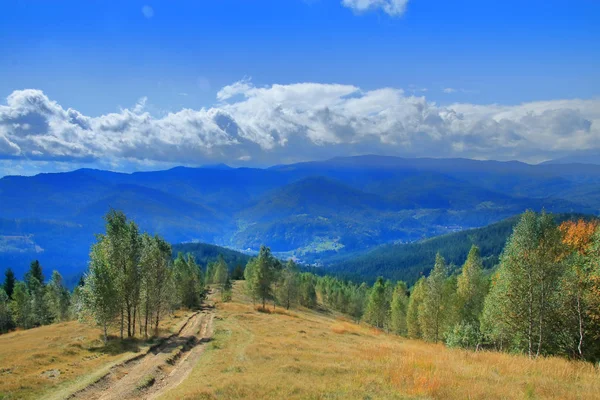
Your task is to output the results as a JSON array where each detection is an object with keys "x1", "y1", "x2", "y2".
[{"x1": 68, "y1": 304, "x2": 214, "y2": 400}]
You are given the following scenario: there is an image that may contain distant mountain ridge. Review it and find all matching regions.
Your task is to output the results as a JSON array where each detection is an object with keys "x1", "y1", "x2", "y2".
[{"x1": 1, "y1": 155, "x2": 600, "y2": 279}]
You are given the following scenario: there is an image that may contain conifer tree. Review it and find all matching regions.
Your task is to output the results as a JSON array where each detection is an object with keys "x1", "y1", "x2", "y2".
[
  {"x1": 299, "y1": 273, "x2": 317, "y2": 309},
  {"x1": 407, "y1": 277, "x2": 426, "y2": 339},
  {"x1": 0, "y1": 288, "x2": 13, "y2": 333},
  {"x1": 363, "y1": 277, "x2": 389, "y2": 329},
  {"x1": 3, "y1": 268, "x2": 15, "y2": 299},
  {"x1": 277, "y1": 259, "x2": 300, "y2": 310},
  {"x1": 25, "y1": 260, "x2": 44, "y2": 290},
  {"x1": 390, "y1": 281, "x2": 409, "y2": 335},
  {"x1": 246, "y1": 246, "x2": 277, "y2": 309}
]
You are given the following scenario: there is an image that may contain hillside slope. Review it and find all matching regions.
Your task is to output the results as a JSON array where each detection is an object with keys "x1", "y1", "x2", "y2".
[
  {"x1": 162, "y1": 282, "x2": 599, "y2": 400},
  {"x1": 2, "y1": 155, "x2": 600, "y2": 279},
  {"x1": 327, "y1": 213, "x2": 595, "y2": 284}
]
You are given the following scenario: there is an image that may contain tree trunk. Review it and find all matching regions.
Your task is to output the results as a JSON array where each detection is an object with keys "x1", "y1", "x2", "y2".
[
  {"x1": 103, "y1": 323, "x2": 108, "y2": 344},
  {"x1": 132, "y1": 305, "x2": 137, "y2": 338},
  {"x1": 120, "y1": 307, "x2": 124, "y2": 340},
  {"x1": 155, "y1": 306, "x2": 160, "y2": 337},
  {"x1": 127, "y1": 304, "x2": 132, "y2": 338}
]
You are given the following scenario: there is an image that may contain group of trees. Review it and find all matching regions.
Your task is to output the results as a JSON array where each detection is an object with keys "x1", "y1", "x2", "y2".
[
  {"x1": 0, "y1": 261, "x2": 71, "y2": 333},
  {"x1": 324, "y1": 211, "x2": 600, "y2": 362},
  {"x1": 243, "y1": 246, "x2": 317, "y2": 310},
  {"x1": 243, "y1": 211, "x2": 600, "y2": 363},
  {"x1": 1, "y1": 210, "x2": 241, "y2": 342}
]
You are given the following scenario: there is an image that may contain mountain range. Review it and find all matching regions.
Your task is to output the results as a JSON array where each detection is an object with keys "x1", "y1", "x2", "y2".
[{"x1": 1, "y1": 155, "x2": 600, "y2": 280}]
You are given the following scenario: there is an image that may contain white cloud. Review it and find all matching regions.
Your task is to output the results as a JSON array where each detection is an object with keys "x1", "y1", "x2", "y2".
[
  {"x1": 341, "y1": 0, "x2": 409, "y2": 17},
  {"x1": 142, "y1": 5, "x2": 154, "y2": 19},
  {"x1": 443, "y1": 88, "x2": 457, "y2": 94},
  {"x1": 0, "y1": 82, "x2": 599, "y2": 169}
]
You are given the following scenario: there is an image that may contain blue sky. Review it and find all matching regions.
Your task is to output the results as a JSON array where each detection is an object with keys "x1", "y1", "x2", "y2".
[{"x1": 0, "y1": 0, "x2": 599, "y2": 175}]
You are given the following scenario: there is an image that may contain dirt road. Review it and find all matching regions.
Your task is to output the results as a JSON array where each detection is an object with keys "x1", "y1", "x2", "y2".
[{"x1": 69, "y1": 304, "x2": 214, "y2": 400}]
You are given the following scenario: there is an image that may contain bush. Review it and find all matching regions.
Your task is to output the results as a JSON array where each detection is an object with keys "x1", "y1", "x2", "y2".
[{"x1": 445, "y1": 322, "x2": 481, "y2": 350}]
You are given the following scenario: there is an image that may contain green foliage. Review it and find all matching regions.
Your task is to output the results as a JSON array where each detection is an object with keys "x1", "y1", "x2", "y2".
[
  {"x1": 0, "y1": 288, "x2": 13, "y2": 333},
  {"x1": 245, "y1": 246, "x2": 278, "y2": 308},
  {"x1": 276, "y1": 260, "x2": 300, "y2": 310},
  {"x1": 231, "y1": 264, "x2": 245, "y2": 280},
  {"x1": 363, "y1": 277, "x2": 390, "y2": 329},
  {"x1": 84, "y1": 239, "x2": 120, "y2": 342},
  {"x1": 3, "y1": 268, "x2": 15, "y2": 299},
  {"x1": 171, "y1": 242, "x2": 251, "y2": 275},
  {"x1": 407, "y1": 278, "x2": 426, "y2": 339},
  {"x1": 445, "y1": 322, "x2": 482, "y2": 350},
  {"x1": 456, "y1": 246, "x2": 488, "y2": 325},
  {"x1": 481, "y1": 211, "x2": 566, "y2": 357},
  {"x1": 418, "y1": 254, "x2": 453, "y2": 342},
  {"x1": 12, "y1": 281, "x2": 33, "y2": 328},
  {"x1": 390, "y1": 281, "x2": 408, "y2": 335},
  {"x1": 173, "y1": 252, "x2": 203, "y2": 309},
  {"x1": 25, "y1": 260, "x2": 44, "y2": 290},
  {"x1": 298, "y1": 273, "x2": 317, "y2": 309},
  {"x1": 45, "y1": 271, "x2": 71, "y2": 322}
]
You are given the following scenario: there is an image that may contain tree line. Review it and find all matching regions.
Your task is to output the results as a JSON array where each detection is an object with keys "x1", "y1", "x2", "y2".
[
  {"x1": 240, "y1": 211, "x2": 600, "y2": 362},
  {"x1": 0, "y1": 261, "x2": 71, "y2": 333},
  {"x1": 0, "y1": 210, "x2": 239, "y2": 341}
]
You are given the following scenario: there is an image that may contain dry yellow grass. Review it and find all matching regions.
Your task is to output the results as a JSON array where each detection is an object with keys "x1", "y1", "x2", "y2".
[
  {"x1": 0, "y1": 310, "x2": 193, "y2": 400},
  {"x1": 162, "y1": 282, "x2": 600, "y2": 400}
]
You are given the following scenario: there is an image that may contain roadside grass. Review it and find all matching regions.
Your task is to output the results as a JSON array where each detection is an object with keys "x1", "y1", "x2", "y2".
[
  {"x1": 162, "y1": 282, "x2": 600, "y2": 400},
  {"x1": 0, "y1": 310, "x2": 193, "y2": 400}
]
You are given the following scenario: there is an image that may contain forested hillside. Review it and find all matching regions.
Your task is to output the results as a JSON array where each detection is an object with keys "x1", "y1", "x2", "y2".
[
  {"x1": 327, "y1": 212, "x2": 595, "y2": 284},
  {"x1": 2, "y1": 155, "x2": 600, "y2": 279},
  {"x1": 172, "y1": 242, "x2": 251, "y2": 270}
]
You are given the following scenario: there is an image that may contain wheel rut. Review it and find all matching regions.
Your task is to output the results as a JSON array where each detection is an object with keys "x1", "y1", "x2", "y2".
[{"x1": 68, "y1": 303, "x2": 215, "y2": 400}]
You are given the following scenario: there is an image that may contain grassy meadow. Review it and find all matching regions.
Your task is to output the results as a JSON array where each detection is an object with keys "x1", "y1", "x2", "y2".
[
  {"x1": 0, "y1": 310, "x2": 193, "y2": 400},
  {"x1": 163, "y1": 282, "x2": 600, "y2": 400}
]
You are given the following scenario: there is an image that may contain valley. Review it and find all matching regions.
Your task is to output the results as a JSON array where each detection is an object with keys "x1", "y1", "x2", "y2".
[{"x1": 2, "y1": 156, "x2": 600, "y2": 281}]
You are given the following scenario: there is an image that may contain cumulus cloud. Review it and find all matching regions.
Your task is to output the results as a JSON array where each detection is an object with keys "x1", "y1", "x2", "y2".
[
  {"x1": 341, "y1": 0, "x2": 409, "y2": 16},
  {"x1": 0, "y1": 81, "x2": 599, "y2": 169}
]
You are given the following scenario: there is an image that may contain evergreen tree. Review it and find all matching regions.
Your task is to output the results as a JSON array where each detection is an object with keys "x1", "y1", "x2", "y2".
[
  {"x1": 277, "y1": 260, "x2": 300, "y2": 310},
  {"x1": 390, "y1": 281, "x2": 409, "y2": 335},
  {"x1": 232, "y1": 264, "x2": 245, "y2": 280},
  {"x1": 299, "y1": 273, "x2": 317, "y2": 309},
  {"x1": 213, "y1": 255, "x2": 229, "y2": 290},
  {"x1": 25, "y1": 260, "x2": 44, "y2": 290},
  {"x1": 0, "y1": 288, "x2": 14, "y2": 333},
  {"x1": 246, "y1": 246, "x2": 277, "y2": 309},
  {"x1": 348, "y1": 283, "x2": 368, "y2": 322},
  {"x1": 363, "y1": 277, "x2": 389, "y2": 329},
  {"x1": 407, "y1": 277, "x2": 426, "y2": 339},
  {"x1": 3, "y1": 268, "x2": 15, "y2": 299}
]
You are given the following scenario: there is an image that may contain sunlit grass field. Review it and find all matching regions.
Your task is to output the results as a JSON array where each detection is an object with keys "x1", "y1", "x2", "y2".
[
  {"x1": 163, "y1": 282, "x2": 600, "y2": 400},
  {"x1": 0, "y1": 310, "x2": 193, "y2": 400}
]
